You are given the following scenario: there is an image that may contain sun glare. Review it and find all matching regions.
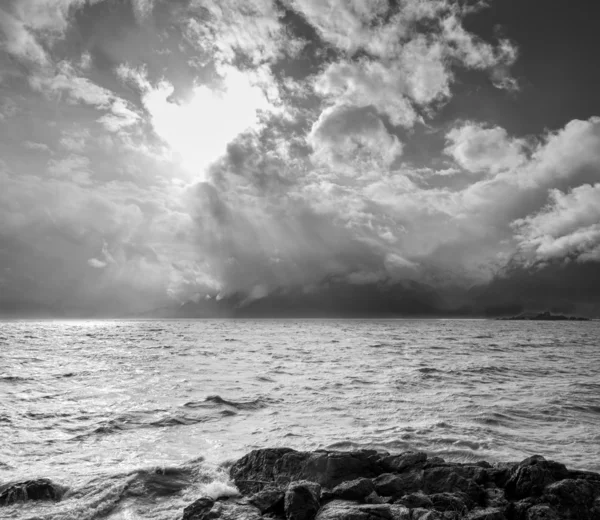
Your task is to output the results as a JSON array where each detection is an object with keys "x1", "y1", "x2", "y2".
[{"x1": 143, "y1": 69, "x2": 270, "y2": 179}]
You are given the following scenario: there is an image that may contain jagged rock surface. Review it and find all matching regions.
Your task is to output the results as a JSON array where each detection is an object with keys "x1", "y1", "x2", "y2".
[
  {"x1": 180, "y1": 449, "x2": 600, "y2": 520},
  {"x1": 0, "y1": 478, "x2": 66, "y2": 506}
]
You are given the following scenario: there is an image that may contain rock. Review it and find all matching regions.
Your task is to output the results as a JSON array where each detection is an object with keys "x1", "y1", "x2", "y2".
[
  {"x1": 504, "y1": 497, "x2": 540, "y2": 520},
  {"x1": 422, "y1": 467, "x2": 485, "y2": 505},
  {"x1": 526, "y1": 504, "x2": 559, "y2": 520},
  {"x1": 372, "y1": 472, "x2": 423, "y2": 497},
  {"x1": 248, "y1": 487, "x2": 285, "y2": 514},
  {"x1": 230, "y1": 447, "x2": 295, "y2": 494},
  {"x1": 182, "y1": 497, "x2": 215, "y2": 520},
  {"x1": 230, "y1": 449, "x2": 385, "y2": 494},
  {"x1": 428, "y1": 492, "x2": 469, "y2": 514},
  {"x1": 466, "y1": 508, "x2": 506, "y2": 520},
  {"x1": 183, "y1": 498, "x2": 263, "y2": 520},
  {"x1": 222, "y1": 448, "x2": 600, "y2": 520},
  {"x1": 543, "y1": 478, "x2": 600, "y2": 519},
  {"x1": 331, "y1": 478, "x2": 375, "y2": 501},
  {"x1": 314, "y1": 500, "x2": 411, "y2": 520},
  {"x1": 485, "y1": 487, "x2": 509, "y2": 510},
  {"x1": 411, "y1": 509, "x2": 442, "y2": 520},
  {"x1": 489, "y1": 464, "x2": 517, "y2": 488},
  {"x1": 0, "y1": 479, "x2": 65, "y2": 505},
  {"x1": 394, "y1": 492, "x2": 433, "y2": 508},
  {"x1": 505, "y1": 456, "x2": 568, "y2": 500},
  {"x1": 285, "y1": 480, "x2": 321, "y2": 520},
  {"x1": 423, "y1": 457, "x2": 446, "y2": 468},
  {"x1": 381, "y1": 452, "x2": 427, "y2": 473},
  {"x1": 365, "y1": 491, "x2": 392, "y2": 504}
]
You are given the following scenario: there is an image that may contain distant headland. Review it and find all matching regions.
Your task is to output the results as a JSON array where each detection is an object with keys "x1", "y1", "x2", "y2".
[{"x1": 498, "y1": 311, "x2": 590, "y2": 321}]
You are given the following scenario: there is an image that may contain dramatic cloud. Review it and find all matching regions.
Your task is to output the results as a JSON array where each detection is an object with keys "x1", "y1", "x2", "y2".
[
  {"x1": 445, "y1": 123, "x2": 527, "y2": 174},
  {"x1": 0, "y1": 0, "x2": 599, "y2": 316},
  {"x1": 309, "y1": 105, "x2": 403, "y2": 173},
  {"x1": 120, "y1": 64, "x2": 275, "y2": 178},
  {"x1": 514, "y1": 183, "x2": 600, "y2": 263}
]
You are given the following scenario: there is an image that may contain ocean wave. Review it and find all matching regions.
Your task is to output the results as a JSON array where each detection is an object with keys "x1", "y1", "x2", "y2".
[
  {"x1": 1, "y1": 458, "x2": 231, "y2": 520},
  {"x1": 69, "y1": 396, "x2": 272, "y2": 440},
  {"x1": 184, "y1": 395, "x2": 271, "y2": 411},
  {"x1": 0, "y1": 375, "x2": 30, "y2": 382}
]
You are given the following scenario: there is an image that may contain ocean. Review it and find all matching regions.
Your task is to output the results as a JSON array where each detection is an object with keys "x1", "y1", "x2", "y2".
[{"x1": 1, "y1": 319, "x2": 599, "y2": 519}]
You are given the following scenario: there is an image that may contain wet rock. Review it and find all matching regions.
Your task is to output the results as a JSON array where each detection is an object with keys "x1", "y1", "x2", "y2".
[
  {"x1": 230, "y1": 448, "x2": 296, "y2": 494},
  {"x1": 373, "y1": 471, "x2": 423, "y2": 497},
  {"x1": 489, "y1": 464, "x2": 517, "y2": 488},
  {"x1": 182, "y1": 497, "x2": 265, "y2": 520},
  {"x1": 248, "y1": 487, "x2": 285, "y2": 514},
  {"x1": 543, "y1": 478, "x2": 600, "y2": 519},
  {"x1": 466, "y1": 508, "x2": 506, "y2": 520},
  {"x1": 422, "y1": 467, "x2": 485, "y2": 505},
  {"x1": 424, "y1": 457, "x2": 447, "y2": 468},
  {"x1": 331, "y1": 478, "x2": 375, "y2": 501},
  {"x1": 364, "y1": 491, "x2": 392, "y2": 504},
  {"x1": 0, "y1": 478, "x2": 65, "y2": 505},
  {"x1": 231, "y1": 449, "x2": 385, "y2": 494},
  {"x1": 525, "y1": 504, "x2": 559, "y2": 520},
  {"x1": 505, "y1": 497, "x2": 540, "y2": 520},
  {"x1": 381, "y1": 452, "x2": 427, "y2": 473},
  {"x1": 505, "y1": 456, "x2": 568, "y2": 500},
  {"x1": 182, "y1": 497, "x2": 215, "y2": 520},
  {"x1": 394, "y1": 492, "x2": 433, "y2": 508},
  {"x1": 314, "y1": 500, "x2": 410, "y2": 520},
  {"x1": 222, "y1": 448, "x2": 600, "y2": 520},
  {"x1": 428, "y1": 492, "x2": 469, "y2": 514},
  {"x1": 485, "y1": 487, "x2": 509, "y2": 510},
  {"x1": 285, "y1": 481, "x2": 321, "y2": 520},
  {"x1": 411, "y1": 509, "x2": 442, "y2": 520}
]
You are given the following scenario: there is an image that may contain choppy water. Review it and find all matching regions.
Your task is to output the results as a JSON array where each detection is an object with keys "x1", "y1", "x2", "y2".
[{"x1": 1, "y1": 319, "x2": 599, "y2": 519}]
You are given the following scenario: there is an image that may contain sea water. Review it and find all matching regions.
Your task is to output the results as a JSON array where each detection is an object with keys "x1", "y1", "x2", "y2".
[{"x1": 1, "y1": 319, "x2": 599, "y2": 519}]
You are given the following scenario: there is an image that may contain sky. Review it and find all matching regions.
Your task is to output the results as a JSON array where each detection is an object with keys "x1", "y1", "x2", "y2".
[{"x1": 1, "y1": 0, "x2": 600, "y2": 317}]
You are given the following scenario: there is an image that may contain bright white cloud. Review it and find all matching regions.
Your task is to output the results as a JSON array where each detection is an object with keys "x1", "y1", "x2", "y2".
[
  {"x1": 133, "y1": 67, "x2": 273, "y2": 178},
  {"x1": 445, "y1": 123, "x2": 527, "y2": 174},
  {"x1": 513, "y1": 183, "x2": 600, "y2": 262},
  {"x1": 0, "y1": 8, "x2": 50, "y2": 66},
  {"x1": 308, "y1": 105, "x2": 403, "y2": 173}
]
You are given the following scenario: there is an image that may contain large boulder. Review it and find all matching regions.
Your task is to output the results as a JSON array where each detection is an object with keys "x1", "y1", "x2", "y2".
[
  {"x1": 230, "y1": 449, "x2": 385, "y2": 494},
  {"x1": 0, "y1": 479, "x2": 65, "y2": 505},
  {"x1": 505, "y1": 456, "x2": 568, "y2": 500},
  {"x1": 285, "y1": 481, "x2": 321, "y2": 520},
  {"x1": 229, "y1": 448, "x2": 295, "y2": 494},
  {"x1": 542, "y1": 478, "x2": 600, "y2": 519}
]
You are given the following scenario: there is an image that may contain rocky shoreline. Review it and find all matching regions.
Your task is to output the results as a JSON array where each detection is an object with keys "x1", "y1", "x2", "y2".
[
  {"x1": 189, "y1": 448, "x2": 600, "y2": 520},
  {"x1": 2, "y1": 448, "x2": 600, "y2": 519}
]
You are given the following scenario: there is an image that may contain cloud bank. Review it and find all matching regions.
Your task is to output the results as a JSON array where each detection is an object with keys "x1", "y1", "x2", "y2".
[{"x1": 0, "y1": 0, "x2": 599, "y2": 316}]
